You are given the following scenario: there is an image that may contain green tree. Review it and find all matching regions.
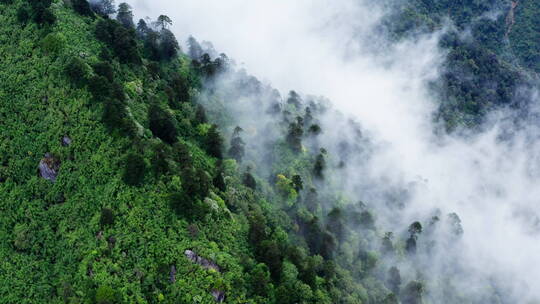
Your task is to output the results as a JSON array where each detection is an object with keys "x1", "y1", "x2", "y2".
[
  {"x1": 286, "y1": 90, "x2": 302, "y2": 109},
  {"x1": 156, "y1": 15, "x2": 172, "y2": 30},
  {"x1": 243, "y1": 169, "x2": 257, "y2": 190},
  {"x1": 90, "y1": 0, "x2": 116, "y2": 16},
  {"x1": 387, "y1": 266, "x2": 402, "y2": 295},
  {"x1": 65, "y1": 57, "x2": 90, "y2": 86},
  {"x1": 291, "y1": 175, "x2": 303, "y2": 192},
  {"x1": 41, "y1": 33, "x2": 66, "y2": 55},
  {"x1": 205, "y1": 124, "x2": 223, "y2": 159},
  {"x1": 228, "y1": 126, "x2": 245, "y2": 163},
  {"x1": 148, "y1": 103, "x2": 179, "y2": 144},
  {"x1": 313, "y1": 149, "x2": 326, "y2": 178},
  {"x1": 250, "y1": 263, "x2": 271, "y2": 297},
  {"x1": 122, "y1": 153, "x2": 146, "y2": 186},
  {"x1": 159, "y1": 28, "x2": 180, "y2": 60},
  {"x1": 72, "y1": 0, "x2": 94, "y2": 17},
  {"x1": 116, "y1": 3, "x2": 134, "y2": 28},
  {"x1": 95, "y1": 285, "x2": 117, "y2": 304},
  {"x1": 401, "y1": 281, "x2": 423, "y2": 304},
  {"x1": 286, "y1": 117, "x2": 304, "y2": 153},
  {"x1": 327, "y1": 207, "x2": 345, "y2": 243},
  {"x1": 92, "y1": 61, "x2": 114, "y2": 82}
]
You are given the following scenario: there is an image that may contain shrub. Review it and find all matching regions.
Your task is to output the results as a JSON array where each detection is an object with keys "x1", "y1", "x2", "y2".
[
  {"x1": 95, "y1": 285, "x2": 117, "y2": 304},
  {"x1": 13, "y1": 224, "x2": 32, "y2": 251},
  {"x1": 41, "y1": 33, "x2": 66, "y2": 55}
]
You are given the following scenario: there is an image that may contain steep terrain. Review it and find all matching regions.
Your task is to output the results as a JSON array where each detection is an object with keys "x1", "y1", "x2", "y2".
[
  {"x1": 0, "y1": 1, "x2": 396, "y2": 303},
  {"x1": 382, "y1": 0, "x2": 540, "y2": 130},
  {"x1": 1, "y1": 1, "x2": 539, "y2": 304}
]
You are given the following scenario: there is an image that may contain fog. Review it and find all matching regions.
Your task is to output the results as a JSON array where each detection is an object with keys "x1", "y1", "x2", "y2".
[{"x1": 127, "y1": 0, "x2": 540, "y2": 302}]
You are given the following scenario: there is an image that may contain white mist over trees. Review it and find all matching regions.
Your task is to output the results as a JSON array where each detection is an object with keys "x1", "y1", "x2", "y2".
[{"x1": 127, "y1": 0, "x2": 540, "y2": 301}]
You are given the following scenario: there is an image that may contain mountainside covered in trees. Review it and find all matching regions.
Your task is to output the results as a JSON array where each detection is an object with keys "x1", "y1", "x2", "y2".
[
  {"x1": 0, "y1": 0, "x2": 539, "y2": 304},
  {"x1": 382, "y1": 0, "x2": 540, "y2": 130}
]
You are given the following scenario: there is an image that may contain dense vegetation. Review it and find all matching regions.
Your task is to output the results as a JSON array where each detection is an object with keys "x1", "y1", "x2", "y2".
[
  {"x1": 382, "y1": 0, "x2": 540, "y2": 130},
  {"x1": 0, "y1": 1, "x2": 394, "y2": 303},
  {"x1": 0, "y1": 0, "x2": 536, "y2": 303}
]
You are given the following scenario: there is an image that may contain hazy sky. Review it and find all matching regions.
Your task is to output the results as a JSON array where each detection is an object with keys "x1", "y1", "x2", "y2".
[{"x1": 126, "y1": 0, "x2": 540, "y2": 300}]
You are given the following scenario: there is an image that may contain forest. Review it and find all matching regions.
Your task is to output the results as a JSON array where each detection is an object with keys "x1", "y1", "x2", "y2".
[{"x1": 0, "y1": 0, "x2": 539, "y2": 303}]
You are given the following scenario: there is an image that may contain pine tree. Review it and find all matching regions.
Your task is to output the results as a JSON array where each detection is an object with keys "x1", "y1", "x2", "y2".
[
  {"x1": 116, "y1": 3, "x2": 134, "y2": 28},
  {"x1": 205, "y1": 124, "x2": 223, "y2": 159},
  {"x1": 228, "y1": 126, "x2": 245, "y2": 163}
]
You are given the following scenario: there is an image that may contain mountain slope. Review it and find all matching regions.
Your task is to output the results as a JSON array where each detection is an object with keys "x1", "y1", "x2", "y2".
[
  {"x1": 2, "y1": 1, "x2": 538, "y2": 304},
  {"x1": 0, "y1": 1, "x2": 394, "y2": 303}
]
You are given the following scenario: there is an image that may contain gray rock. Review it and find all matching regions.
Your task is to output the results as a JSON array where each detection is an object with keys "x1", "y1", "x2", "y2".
[
  {"x1": 38, "y1": 153, "x2": 60, "y2": 182},
  {"x1": 169, "y1": 265, "x2": 176, "y2": 283},
  {"x1": 184, "y1": 250, "x2": 220, "y2": 272},
  {"x1": 211, "y1": 290, "x2": 225, "y2": 303},
  {"x1": 61, "y1": 135, "x2": 72, "y2": 147}
]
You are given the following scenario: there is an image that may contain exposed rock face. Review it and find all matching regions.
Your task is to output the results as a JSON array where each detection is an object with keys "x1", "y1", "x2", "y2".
[
  {"x1": 38, "y1": 153, "x2": 60, "y2": 182},
  {"x1": 61, "y1": 135, "x2": 72, "y2": 147},
  {"x1": 184, "y1": 250, "x2": 220, "y2": 272},
  {"x1": 169, "y1": 265, "x2": 176, "y2": 283},
  {"x1": 211, "y1": 290, "x2": 225, "y2": 303},
  {"x1": 184, "y1": 250, "x2": 224, "y2": 302}
]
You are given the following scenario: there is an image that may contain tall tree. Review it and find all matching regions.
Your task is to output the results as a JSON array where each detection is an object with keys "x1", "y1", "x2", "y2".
[
  {"x1": 187, "y1": 36, "x2": 204, "y2": 60},
  {"x1": 205, "y1": 124, "x2": 224, "y2": 159},
  {"x1": 148, "y1": 103, "x2": 179, "y2": 144},
  {"x1": 156, "y1": 15, "x2": 172, "y2": 30},
  {"x1": 90, "y1": 0, "x2": 116, "y2": 16},
  {"x1": 287, "y1": 90, "x2": 302, "y2": 109},
  {"x1": 228, "y1": 126, "x2": 245, "y2": 163},
  {"x1": 159, "y1": 28, "x2": 180, "y2": 60},
  {"x1": 72, "y1": 0, "x2": 94, "y2": 17},
  {"x1": 286, "y1": 117, "x2": 304, "y2": 153},
  {"x1": 116, "y1": 3, "x2": 134, "y2": 28},
  {"x1": 387, "y1": 266, "x2": 402, "y2": 295}
]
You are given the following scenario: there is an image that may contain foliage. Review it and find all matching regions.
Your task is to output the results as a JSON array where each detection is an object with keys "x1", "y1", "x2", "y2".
[
  {"x1": 72, "y1": 0, "x2": 94, "y2": 17},
  {"x1": 148, "y1": 103, "x2": 179, "y2": 144},
  {"x1": 0, "y1": 1, "x2": 487, "y2": 303},
  {"x1": 95, "y1": 18, "x2": 141, "y2": 64},
  {"x1": 122, "y1": 153, "x2": 146, "y2": 186}
]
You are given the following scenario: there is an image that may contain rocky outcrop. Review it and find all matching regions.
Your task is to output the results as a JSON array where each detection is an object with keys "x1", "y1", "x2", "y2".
[
  {"x1": 211, "y1": 290, "x2": 225, "y2": 303},
  {"x1": 169, "y1": 265, "x2": 176, "y2": 283},
  {"x1": 61, "y1": 135, "x2": 72, "y2": 147},
  {"x1": 38, "y1": 153, "x2": 60, "y2": 182},
  {"x1": 184, "y1": 250, "x2": 220, "y2": 272},
  {"x1": 184, "y1": 250, "x2": 224, "y2": 302}
]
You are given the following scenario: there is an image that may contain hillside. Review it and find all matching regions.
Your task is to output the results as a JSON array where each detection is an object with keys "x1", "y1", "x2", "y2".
[
  {"x1": 1, "y1": 1, "x2": 538, "y2": 304},
  {"x1": 382, "y1": 0, "x2": 540, "y2": 130},
  {"x1": 0, "y1": 1, "x2": 396, "y2": 303}
]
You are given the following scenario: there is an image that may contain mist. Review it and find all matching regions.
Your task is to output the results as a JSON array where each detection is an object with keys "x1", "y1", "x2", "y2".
[{"x1": 126, "y1": 0, "x2": 540, "y2": 302}]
